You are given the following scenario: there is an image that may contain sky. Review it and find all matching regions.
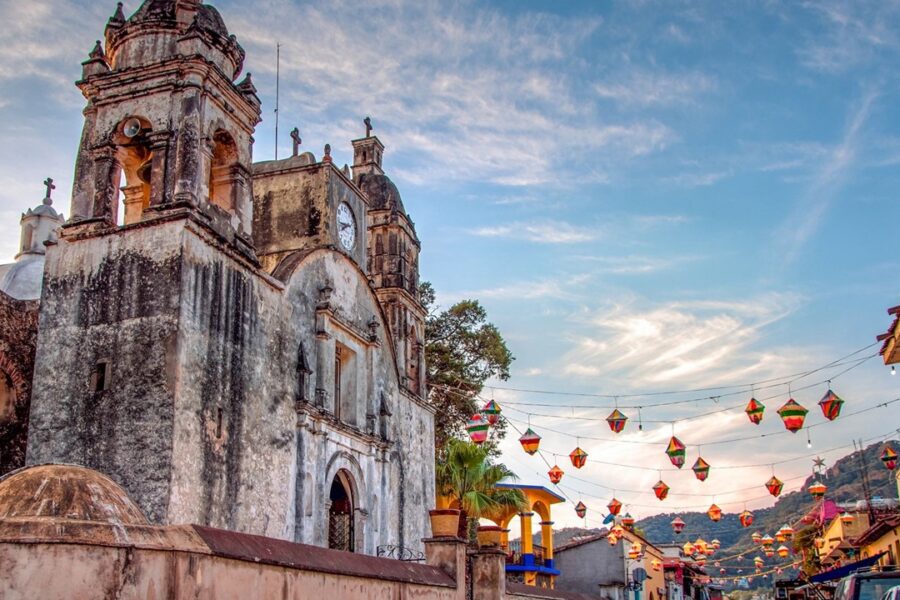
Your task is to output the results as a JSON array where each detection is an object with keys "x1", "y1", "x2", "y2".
[{"x1": 1, "y1": 0, "x2": 899, "y2": 533}]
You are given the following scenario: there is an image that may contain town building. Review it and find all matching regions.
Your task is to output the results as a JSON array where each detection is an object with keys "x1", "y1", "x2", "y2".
[{"x1": 0, "y1": 0, "x2": 434, "y2": 557}]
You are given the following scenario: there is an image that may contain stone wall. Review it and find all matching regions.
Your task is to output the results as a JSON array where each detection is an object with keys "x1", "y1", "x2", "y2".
[{"x1": 0, "y1": 292, "x2": 38, "y2": 475}]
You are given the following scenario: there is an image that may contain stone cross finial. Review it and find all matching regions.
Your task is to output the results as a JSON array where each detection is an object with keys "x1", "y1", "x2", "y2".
[
  {"x1": 364, "y1": 116, "x2": 372, "y2": 138},
  {"x1": 89, "y1": 40, "x2": 105, "y2": 60},
  {"x1": 323, "y1": 144, "x2": 332, "y2": 163},
  {"x1": 290, "y1": 128, "x2": 301, "y2": 157},
  {"x1": 43, "y1": 178, "x2": 55, "y2": 205}
]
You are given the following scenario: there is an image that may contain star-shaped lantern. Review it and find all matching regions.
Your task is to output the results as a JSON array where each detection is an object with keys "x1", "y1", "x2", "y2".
[
  {"x1": 671, "y1": 517, "x2": 686, "y2": 534},
  {"x1": 482, "y1": 399, "x2": 502, "y2": 425},
  {"x1": 575, "y1": 501, "x2": 587, "y2": 519},
  {"x1": 813, "y1": 456, "x2": 826, "y2": 470},
  {"x1": 739, "y1": 510, "x2": 754, "y2": 528},
  {"x1": 818, "y1": 389, "x2": 844, "y2": 421},
  {"x1": 666, "y1": 436, "x2": 687, "y2": 468},
  {"x1": 607, "y1": 409, "x2": 628, "y2": 433},
  {"x1": 777, "y1": 399, "x2": 808, "y2": 433},
  {"x1": 608, "y1": 497, "x2": 623, "y2": 516},
  {"x1": 466, "y1": 414, "x2": 489, "y2": 444},
  {"x1": 519, "y1": 428, "x2": 541, "y2": 455},
  {"x1": 766, "y1": 476, "x2": 784, "y2": 497},
  {"x1": 548, "y1": 464, "x2": 564, "y2": 484},
  {"x1": 570, "y1": 446, "x2": 588, "y2": 469},
  {"x1": 653, "y1": 480, "x2": 670, "y2": 501},
  {"x1": 882, "y1": 446, "x2": 898, "y2": 470},
  {"x1": 693, "y1": 457, "x2": 711, "y2": 481},
  {"x1": 745, "y1": 397, "x2": 765, "y2": 425},
  {"x1": 707, "y1": 504, "x2": 722, "y2": 522},
  {"x1": 808, "y1": 480, "x2": 827, "y2": 498}
]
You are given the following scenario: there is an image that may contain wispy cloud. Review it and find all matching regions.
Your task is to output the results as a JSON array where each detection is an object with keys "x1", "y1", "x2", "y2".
[
  {"x1": 797, "y1": 1, "x2": 900, "y2": 73},
  {"x1": 594, "y1": 70, "x2": 715, "y2": 107},
  {"x1": 441, "y1": 273, "x2": 592, "y2": 304},
  {"x1": 572, "y1": 254, "x2": 698, "y2": 275},
  {"x1": 470, "y1": 220, "x2": 597, "y2": 244}
]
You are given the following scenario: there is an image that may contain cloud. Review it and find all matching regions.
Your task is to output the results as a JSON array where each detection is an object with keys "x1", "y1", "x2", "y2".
[
  {"x1": 559, "y1": 291, "x2": 808, "y2": 385},
  {"x1": 446, "y1": 273, "x2": 592, "y2": 303},
  {"x1": 470, "y1": 220, "x2": 597, "y2": 244},
  {"x1": 664, "y1": 170, "x2": 730, "y2": 187},
  {"x1": 594, "y1": 70, "x2": 715, "y2": 107},
  {"x1": 571, "y1": 254, "x2": 698, "y2": 275},
  {"x1": 797, "y1": 1, "x2": 900, "y2": 73}
]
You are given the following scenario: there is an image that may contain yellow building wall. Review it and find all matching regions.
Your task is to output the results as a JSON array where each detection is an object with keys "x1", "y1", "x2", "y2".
[
  {"x1": 861, "y1": 526, "x2": 900, "y2": 566},
  {"x1": 820, "y1": 514, "x2": 870, "y2": 557}
]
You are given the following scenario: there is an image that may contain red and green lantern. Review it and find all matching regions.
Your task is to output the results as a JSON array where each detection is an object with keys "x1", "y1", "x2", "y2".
[
  {"x1": 622, "y1": 513, "x2": 635, "y2": 528},
  {"x1": 466, "y1": 414, "x2": 489, "y2": 444},
  {"x1": 548, "y1": 464, "x2": 564, "y2": 484},
  {"x1": 570, "y1": 447, "x2": 588, "y2": 469},
  {"x1": 707, "y1": 503, "x2": 722, "y2": 522},
  {"x1": 818, "y1": 389, "x2": 844, "y2": 421},
  {"x1": 671, "y1": 517, "x2": 686, "y2": 534},
  {"x1": 519, "y1": 428, "x2": 541, "y2": 455},
  {"x1": 482, "y1": 399, "x2": 502, "y2": 425},
  {"x1": 607, "y1": 409, "x2": 628, "y2": 433},
  {"x1": 766, "y1": 476, "x2": 784, "y2": 497},
  {"x1": 608, "y1": 497, "x2": 623, "y2": 516},
  {"x1": 808, "y1": 480, "x2": 827, "y2": 498},
  {"x1": 745, "y1": 397, "x2": 765, "y2": 425},
  {"x1": 666, "y1": 436, "x2": 687, "y2": 468},
  {"x1": 777, "y1": 399, "x2": 808, "y2": 433},
  {"x1": 575, "y1": 501, "x2": 587, "y2": 519},
  {"x1": 881, "y1": 445, "x2": 897, "y2": 470},
  {"x1": 653, "y1": 480, "x2": 670, "y2": 501},
  {"x1": 739, "y1": 510, "x2": 754, "y2": 528},
  {"x1": 693, "y1": 456, "x2": 711, "y2": 481}
]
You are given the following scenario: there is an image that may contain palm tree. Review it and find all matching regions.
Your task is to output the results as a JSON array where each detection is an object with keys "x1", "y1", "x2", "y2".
[{"x1": 435, "y1": 438, "x2": 528, "y2": 540}]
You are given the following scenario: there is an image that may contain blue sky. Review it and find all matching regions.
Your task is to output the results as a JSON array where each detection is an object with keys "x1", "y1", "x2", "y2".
[{"x1": 1, "y1": 0, "x2": 899, "y2": 530}]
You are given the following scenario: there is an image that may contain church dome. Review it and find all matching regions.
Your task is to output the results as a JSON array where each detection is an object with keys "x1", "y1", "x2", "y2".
[
  {"x1": 0, "y1": 254, "x2": 45, "y2": 301},
  {"x1": 0, "y1": 464, "x2": 149, "y2": 525},
  {"x1": 128, "y1": 1, "x2": 230, "y2": 38},
  {"x1": 358, "y1": 173, "x2": 407, "y2": 215}
]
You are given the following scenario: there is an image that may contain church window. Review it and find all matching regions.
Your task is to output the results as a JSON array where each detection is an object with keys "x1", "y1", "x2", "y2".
[
  {"x1": 0, "y1": 370, "x2": 15, "y2": 422},
  {"x1": 334, "y1": 348, "x2": 342, "y2": 421},
  {"x1": 20, "y1": 224, "x2": 34, "y2": 255},
  {"x1": 208, "y1": 130, "x2": 239, "y2": 213},
  {"x1": 90, "y1": 361, "x2": 110, "y2": 392},
  {"x1": 333, "y1": 344, "x2": 357, "y2": 425},
  {"x1": 328, "y1": 470, "x2": 355, "y2": 552}
]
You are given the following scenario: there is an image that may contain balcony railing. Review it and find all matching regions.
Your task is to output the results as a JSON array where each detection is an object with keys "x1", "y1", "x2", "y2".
[{"x1": 506, "y1": 541, "x2": 547, "y2": 567}]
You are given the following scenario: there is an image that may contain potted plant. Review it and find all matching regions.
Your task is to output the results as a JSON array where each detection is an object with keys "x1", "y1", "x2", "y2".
[{"x1": 429, "y1": 508, "x2": 462, "y2": 538}]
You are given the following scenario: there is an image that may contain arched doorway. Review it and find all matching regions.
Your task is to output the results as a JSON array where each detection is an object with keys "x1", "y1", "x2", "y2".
[{"x1": 328, "y1": 470, "x2": 355, "y2": 552}]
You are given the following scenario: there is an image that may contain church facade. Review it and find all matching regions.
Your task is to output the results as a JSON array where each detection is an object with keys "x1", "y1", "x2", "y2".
[{"x1": 2, "y1": 0, "x2": 434, "y2": 555}]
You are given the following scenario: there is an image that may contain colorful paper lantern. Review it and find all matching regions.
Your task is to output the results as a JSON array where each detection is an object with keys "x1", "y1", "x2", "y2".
[
  {"x1": 711, "y1": 539, "x2": 721, "y2": 550},
  {"x1": 607, "y1": 497, "x2": 623, "y2": 516},
  {"x1": 466, "y1": 414, "x2": 489, "y2": 444},
  {"x1": 752, "y1": 532, "x2": 762, "y2": 544},
  {"x1": 739, "y1": 510, "x2": 754, "y2": 528},
  {"x1": 683, "y1": 542, "x2": 695, "y2": 556},
  {"x1": 745, "y1": 397, "x2": 765, "y2": 425},
  {"x1": 653, "y1": 480, "x2": 670, "y2": 501},
  {"x1": 761, "y1": 535, "x2": 774, "y2": 547},
  {"x1": 548, "y1": 464, "x2": 564, "y2": 484},
  {"x1": 764, "y1": 548, "x2": 775, "y2": 558},
  {"x1": 882, "y1": 446, "x2": 898, "y2": 471},
  {"x1": 671, "y1": 517, "x2": 686, "y2": 534},
  {"x1": 779, "y1": 525, "x2": 794, "y2": 539},
  {"x1": 570, "y1": 446, "x2": 588, "y2": 469},
  {"x1": 575, "y1": 501, "x2": 587, "y2": 519},
  {"x1": 621, "y1": 513, "x2": 635, "y2": 528},
  {"x1": 652, "y1": 559, "x2": 662, "y2": 572},
  {"x1": 607, "y1": 409, "x2": 628, "y2": 433},
  {"x1": 808, "y1": 480, "x2": 827, "y2": 498},
  {"x1": 629, "y1": 543, "x2": 641, "y2": 559},
  {"x1": 777, "y1": 399, "x2": 808, "y2": 433},
  {"x1": 777, "y1": 545, "x2": 789, "y2": 558},
  {"x1": 766, "y1": 476, "x2": 784, "y2": 497},
  {"x1": 754, "y1": 556, "x2": 764, "y2": 565},
  {"x1": 694, "y1": 538, "x2": 708, "y2": 555},
  {"x1": 707, "y1": 504, "x2": 722, "y2": 522},
  {"x1": 818, "y1": 389, "x2": 843, "y2": 421},
  {"x1": 607, "y1": 533, "x2": 619, "y2": 546},
  {"x1": 695, "y1": 555, "x2": 707, "y2": 566},
  {"x1": 482, "y1": 399, "x2": 502, "y2": 425},
  {"x1": 720, "y1": 568, "x2": 726, "y2": 575},
  {"x1": 693, "y1": 456, "x2": 711, "y2": 481},
  {"x1": 519, "y1": 428, "x2": 541, "y2": 455},
  {"x1": 840, "y1": 512, "x2": 854, "y2": 525},
  {"x1": 666, "y1": 436, "x2": 687, "y2": 468}
]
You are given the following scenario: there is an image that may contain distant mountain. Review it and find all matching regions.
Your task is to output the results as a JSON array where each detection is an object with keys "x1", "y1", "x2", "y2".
[{"x1": 635, "y1": 439, "x2": 899, "y2": 558}]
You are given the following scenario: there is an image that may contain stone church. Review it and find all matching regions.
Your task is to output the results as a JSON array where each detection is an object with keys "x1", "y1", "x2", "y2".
[{"x1": 0, "y1": 0, "x2": 434, "y2": 555}]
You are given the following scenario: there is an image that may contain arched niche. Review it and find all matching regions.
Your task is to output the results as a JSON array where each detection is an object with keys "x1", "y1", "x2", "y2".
[{"x1": 208, "y1": 129, "x2": 239, "y2": 213}]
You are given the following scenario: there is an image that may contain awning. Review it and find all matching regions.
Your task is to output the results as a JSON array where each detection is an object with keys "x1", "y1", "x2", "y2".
[{"x1": 809, "y1": 553, "x2": 887, "y2": 583}]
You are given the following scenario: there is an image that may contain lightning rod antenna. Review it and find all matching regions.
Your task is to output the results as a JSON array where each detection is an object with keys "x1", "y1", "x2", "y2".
[{"x1": 275, "y1": 43, "x2": 281, "y2": 160}]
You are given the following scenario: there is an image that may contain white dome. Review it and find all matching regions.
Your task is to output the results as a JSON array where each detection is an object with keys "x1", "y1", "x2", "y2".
[{"x1": 0, "y1": 254, "x2": 44, "y2": 301}]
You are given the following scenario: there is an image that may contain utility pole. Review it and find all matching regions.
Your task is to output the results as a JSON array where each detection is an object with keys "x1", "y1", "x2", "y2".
[{"x1": 854, "y1": 439, "x2": 876, "y2": 524}]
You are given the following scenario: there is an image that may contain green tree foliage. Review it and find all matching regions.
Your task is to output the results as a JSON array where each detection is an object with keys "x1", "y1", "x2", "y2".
[
  {"x1": 421, "y1": 282, "x2": 514, "y2": 449},
  {"x1": 435, "y1": 438, "x2": 527, "y2": 540}
]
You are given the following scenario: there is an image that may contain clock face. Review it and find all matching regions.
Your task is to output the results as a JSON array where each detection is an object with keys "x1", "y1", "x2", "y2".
[{"x1": 336, "y1": 202, "x2": 356, "y2": 250}]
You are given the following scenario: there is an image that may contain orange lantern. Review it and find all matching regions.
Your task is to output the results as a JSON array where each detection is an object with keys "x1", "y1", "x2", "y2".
[
  {"x1": 570, "y1": 447, "x2": 588, "y2": 469},
  {"x1": 652, "y1": 559, "x2": 662, "y2": 572},
  {"x1": 777, "y1": 399, "x2": 808, "y2": 433},
  {"x1": 519, "y1": 428, "x2": 541, "y2": 455},
  {"x1": 840, "y1": 512, "x2": 854, "y2": 525},
  {"x1": 777, "y1": 545, "x2": 790, "y2": 558},
  {"x1": 808, "y1": 480, "x2": 827, "y2": 498},
  {"x1": 707, "y1": 504, "x2": 722, "y2": 522},
  {"x1": 608, "y1": 497, "x2": 623, "y2": 516},
  {"x1": 780, "y1": 525, "x2": 794, "y2": 539},
  {"x1": 739, "y1": 510, "x2": 754, "y2": 528},
  {"x1": 607, "y1": 533, "x2": 619, "y2": 546},
  {"x1": 621, "y1": 513, "x2": 635, "y2": 528},
  {"x1": 683, "y1": 542, "x2": 695, "y2": 556},
  {"x1": 548, "y1": 464, "x2": 564, "y2": 484},
  {"x1": 653, "y1": 480, "x2": 670, "y2": 501},
  {"x1": 761, "y1": 535, "x2": 774, "y2": 547},
  {"x1": 607, "y1": 409, "x2": 628, "y2": 433}
]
